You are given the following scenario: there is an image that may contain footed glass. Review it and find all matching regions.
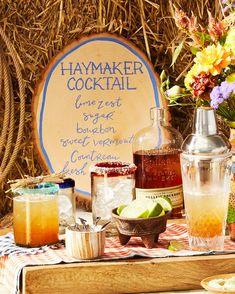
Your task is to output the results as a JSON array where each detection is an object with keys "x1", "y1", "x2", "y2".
[
  {"x1": 181, "y1": 154, "x2": 231, "y2": 250},
  {"x1": 181, "y1": 107, "x2": 232, "y2": 251}
]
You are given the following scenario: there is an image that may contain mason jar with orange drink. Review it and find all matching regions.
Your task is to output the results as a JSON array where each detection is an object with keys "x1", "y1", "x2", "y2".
[{"x1": 13, "y1": 183, "x2": 59, "y2": 247}]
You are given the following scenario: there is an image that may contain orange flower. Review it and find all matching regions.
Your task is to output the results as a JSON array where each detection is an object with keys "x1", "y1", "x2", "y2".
[
  {"x1": 208, "y1": 12, "x2": 227, "y2": 41},
  {"x1": 194, "y1": 44, "x2": 231, "y2": 75}
]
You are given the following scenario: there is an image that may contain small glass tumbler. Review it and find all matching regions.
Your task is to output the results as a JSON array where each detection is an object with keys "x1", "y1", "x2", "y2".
[
  {"x1": 13, "y1": 183, "x2": 59, "y2": 247},
  {"x1": 90, "y1": 162, "x2": 137, "y2": 224}
]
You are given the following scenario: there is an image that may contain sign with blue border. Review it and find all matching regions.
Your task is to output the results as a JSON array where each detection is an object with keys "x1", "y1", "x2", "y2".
[{"x1": 32, "y1": 33, "x2": 166, "y2": 201}]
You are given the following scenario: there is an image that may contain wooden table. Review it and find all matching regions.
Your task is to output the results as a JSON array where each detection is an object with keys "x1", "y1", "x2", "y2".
[
  {"x1": 21, "y1": 252, "x2": 235, "y2": 294},
  {"x1": 1, "y1": 221, "x2": 235, "y2": 294}
]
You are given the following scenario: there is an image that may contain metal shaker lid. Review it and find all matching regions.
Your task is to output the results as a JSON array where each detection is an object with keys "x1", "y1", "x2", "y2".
[{"x1": 181, "y1": 107, "x2": 231, "y2": 155}]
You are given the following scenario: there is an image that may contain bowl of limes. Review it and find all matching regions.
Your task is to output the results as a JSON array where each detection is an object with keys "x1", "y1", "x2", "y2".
[{"x1": 112, "y1": 197, "x2": 172, "y2": 248}]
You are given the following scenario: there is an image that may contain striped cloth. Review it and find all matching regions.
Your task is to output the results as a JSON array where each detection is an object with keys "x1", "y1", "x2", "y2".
[
  {"x1": 1, "y1": 223, "x2": 235, "y2": 294},
  {"x1": 0, "y1": 233, "x2": 49, "y2": 256}
]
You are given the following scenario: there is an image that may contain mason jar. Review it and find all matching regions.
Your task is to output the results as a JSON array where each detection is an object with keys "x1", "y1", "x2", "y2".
[{"x1": 13, "y1": 183, "x2": 59, "y2": 247}]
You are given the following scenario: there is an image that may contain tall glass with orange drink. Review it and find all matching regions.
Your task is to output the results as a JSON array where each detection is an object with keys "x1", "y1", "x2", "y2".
[
  {"x1": 13, "y1": 183, "x2": 59, "y2": 247},
  {"x1": 181, "y1": 155, "x2": 232, "y2": 251},
  {"x1": 181, "y1": 107, "x2": 232, "y2": 251}
]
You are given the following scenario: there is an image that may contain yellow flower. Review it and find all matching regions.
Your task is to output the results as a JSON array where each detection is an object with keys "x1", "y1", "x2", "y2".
[
  {"x1": 185, "y1": 64, "x2": 204, "y2": 89},
  {"x1": 194, "y1": 44, "x2": 231, "y2": 76}
]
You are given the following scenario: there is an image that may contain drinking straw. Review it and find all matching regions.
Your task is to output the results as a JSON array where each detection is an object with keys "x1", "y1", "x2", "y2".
[{"x1": 25, "y1": 193, "x2": 31, "y2": 245}]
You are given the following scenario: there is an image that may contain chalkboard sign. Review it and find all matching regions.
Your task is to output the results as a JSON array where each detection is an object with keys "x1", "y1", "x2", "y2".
[{"x1": 32, "y1": 33, "x2": 167, "y2": 201}]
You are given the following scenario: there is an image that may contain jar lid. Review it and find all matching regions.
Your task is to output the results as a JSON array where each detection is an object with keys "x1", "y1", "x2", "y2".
[{"x1": 58, "y1": 178, "x2": 75, "y2": 189}]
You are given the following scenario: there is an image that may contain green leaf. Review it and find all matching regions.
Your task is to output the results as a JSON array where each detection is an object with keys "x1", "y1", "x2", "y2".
[
  {"x1": 160, "y1": 70, "x2": 166, "y2": 82},
  {"x1": 171, "y1": 40, "x2": 184, "y2": 67},
  {"x1": 219, "y1": 34, "x2": 227, "y2": 46},
  {"x1": 197, "y1": 32, "x2": 212, "y2": 45},
  {"x1": 190, "y1": 47, "x2": 200, "y2": 55},
  {"x1": 227, "y1": 205, "x2": 235, "y2": 224}
]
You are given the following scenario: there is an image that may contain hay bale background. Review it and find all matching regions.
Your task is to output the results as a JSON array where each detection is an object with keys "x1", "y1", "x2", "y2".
[{"x1": 0, "y1": 0, "x2": 223, "y2": 217}]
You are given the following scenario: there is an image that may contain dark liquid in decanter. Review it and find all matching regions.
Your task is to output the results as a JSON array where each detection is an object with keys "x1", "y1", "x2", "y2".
[{"x1": 134, "y1": 150, "x2": 183, "y2": 218}]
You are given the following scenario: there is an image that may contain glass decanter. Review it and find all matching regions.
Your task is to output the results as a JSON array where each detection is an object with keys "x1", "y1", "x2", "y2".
[{"x1": 133, "y1": 107, "x2": 184, "y2": 218}]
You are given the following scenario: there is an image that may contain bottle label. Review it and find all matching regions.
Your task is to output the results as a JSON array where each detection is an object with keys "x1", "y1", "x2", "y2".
[{"x1": 135, "y1": 185, "x2": 183, "y2": 208}]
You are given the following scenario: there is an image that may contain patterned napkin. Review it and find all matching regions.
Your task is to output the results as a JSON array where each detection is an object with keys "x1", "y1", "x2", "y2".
[{"x1": 0, "y1": 233, "x2": 49, "y2": 256}]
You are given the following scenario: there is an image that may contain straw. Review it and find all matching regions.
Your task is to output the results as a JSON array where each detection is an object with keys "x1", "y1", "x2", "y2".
[{"x1": 25, "y1": 195, "x2": 31, "y2": 245}]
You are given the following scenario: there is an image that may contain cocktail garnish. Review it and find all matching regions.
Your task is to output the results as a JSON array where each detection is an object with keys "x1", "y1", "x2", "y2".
[
  {"x1": 7, "y1": 173, "x2": 66, "y2": 192},
  {"x1": 167, "y1": 240, "x2": 184, "y2": 251}
]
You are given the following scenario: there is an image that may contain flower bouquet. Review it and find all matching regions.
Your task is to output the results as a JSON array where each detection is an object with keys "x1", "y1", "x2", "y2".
[
  {"x1": 161, "y1": 1, "x2": 235, "y2": 127},
  {"x1": 162, "y1": 1, "x2": 235, "y2": 240}
]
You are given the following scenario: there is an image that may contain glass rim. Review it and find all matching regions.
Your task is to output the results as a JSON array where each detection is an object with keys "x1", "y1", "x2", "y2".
[
  {"x1": 13, "y1": 182, "x2": 59, "y2": 195},
  {"x1": 66, "y1": 225, "x2": 106, "y2": 234},
  {"x1": 89, "y1": 161, "x2": 136, "y2": 176}
]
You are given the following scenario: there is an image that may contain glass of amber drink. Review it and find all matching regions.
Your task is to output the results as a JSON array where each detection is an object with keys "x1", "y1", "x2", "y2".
[
  {"x1": 13, "y1": 183, "x2": 59, "y2": 247},
  {"x1": 181, "y1": 107, "x2": 232, "y2": 251},
  {"x1": 181, "y1": 154, "x2": 231, "y2": 251}
]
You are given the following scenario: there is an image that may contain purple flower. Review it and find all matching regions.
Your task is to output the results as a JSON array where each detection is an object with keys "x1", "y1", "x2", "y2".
[
  {"x1": 210, "y1": 86, "x2": 223, "y2": 109},
  {"x1": 210, "y1": 81, "x2": 235, "y2": 109},
  {"x1": 223, "y1": 4, "x2": 235, "y2": 13},
  {"x1": 220, "y1": 81, "x2": 234, "y2": 99},
  {"x1": 222, "y1": 0, "x2": 235, "y2": 13}
]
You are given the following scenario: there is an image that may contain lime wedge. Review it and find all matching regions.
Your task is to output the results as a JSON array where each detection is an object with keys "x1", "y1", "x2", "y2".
[
  {"x1": 147, "y1": 202, "x2": 164, "y2": 217},
  {"x1": 120, "y1": 199, "x2": 149, "y2": 218},
  {"x1": 117, "y1": 204, "x2": 127, "y2": 216},
  {"x1": 158, "y1": 209, "x2": 165, "y2": 216},
  {"x1": 120, "y1": 206, "x2": 149, "y2": 218},
  {"x1": 167, "y1": 240, "x2": 184, "y2": 251},
  {"x1": 119, "y1": 198, "x2": 169, "y2": 218},
  {"x1": 156, "y1": 197, "x2": 172, "y2": 212}
]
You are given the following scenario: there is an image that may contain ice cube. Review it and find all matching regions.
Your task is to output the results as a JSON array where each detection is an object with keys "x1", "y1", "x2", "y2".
[{"x1": 93, "y1": 176, "x2": 134, "y2": 221}]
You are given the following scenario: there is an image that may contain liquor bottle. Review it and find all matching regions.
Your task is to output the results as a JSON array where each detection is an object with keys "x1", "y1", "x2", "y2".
[{"x1": 133, "y1": 107, "x2": 183, "y2": 218}]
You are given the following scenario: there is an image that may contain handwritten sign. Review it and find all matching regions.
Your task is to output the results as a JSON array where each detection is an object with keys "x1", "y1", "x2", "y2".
[{"x1": 32, "y1": 33, "x2": 167, "y2": 200}]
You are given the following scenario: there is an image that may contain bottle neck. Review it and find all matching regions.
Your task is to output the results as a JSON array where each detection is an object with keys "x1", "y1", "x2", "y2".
[
  {"x1": 150, "y1": 107, "x2": 165, "y2": 126},
  {"x1": 193, "y1": 107, "x2": 218, "y2": 136}
]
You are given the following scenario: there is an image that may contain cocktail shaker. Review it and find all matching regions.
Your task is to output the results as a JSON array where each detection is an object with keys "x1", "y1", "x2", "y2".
[{"x1": 181, "y1": 107, "x2": 232, "y2": 251}]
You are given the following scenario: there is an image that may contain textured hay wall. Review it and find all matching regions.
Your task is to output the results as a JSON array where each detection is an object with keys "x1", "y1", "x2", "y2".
[{"x1": 0, "y1": 0, "x2": 220, "y2": 216}]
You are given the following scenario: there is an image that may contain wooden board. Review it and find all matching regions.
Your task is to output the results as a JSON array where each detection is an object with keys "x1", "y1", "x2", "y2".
[
  {"x1": 32, "y1": 33, "x2": 166, "y2": 201},
  {"x1": 22, "y1": 254, "x2": 235, "y2": 294}
]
